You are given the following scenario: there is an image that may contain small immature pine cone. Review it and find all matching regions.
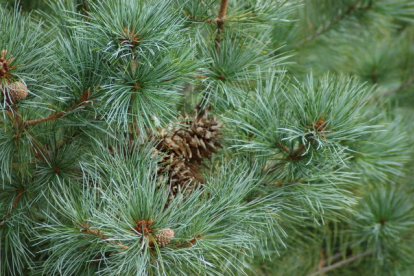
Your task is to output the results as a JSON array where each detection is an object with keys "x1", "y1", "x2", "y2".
[
  {"x1": 155, "y1": 228, "x2": 174, "y2": 247},
  {"x1": 9, "y1": 81, "x2": 28, "y2": 102},
  {"x1": 1, "y1": 81, "x2": 28, "y2": 103}
]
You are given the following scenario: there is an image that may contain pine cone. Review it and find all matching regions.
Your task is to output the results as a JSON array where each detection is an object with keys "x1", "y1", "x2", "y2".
[
  {"x1": 158, "y1": 128, "x2": 192, "y2": 160},
  {"x1": 187, "y1": 109, "x2": 223, "y2": 162},
  {"x1": 155, "y1": 228, "x2": 174, "y2": 247},
  {"x1": 1, "y1": 81, "x2": 28, "y2": 103},
  {"x1": 8, "y1": 82, "x2": 28, "y2": 102},
  {"x1": 158, "y1": 109, "x2": 222, "y2": 163},
  {"x1": 155, "y1": 109, "x2": 222, "y2": 203},
  {"x1": 157, "y1": 151, "x2": 201, "y2": 201}
]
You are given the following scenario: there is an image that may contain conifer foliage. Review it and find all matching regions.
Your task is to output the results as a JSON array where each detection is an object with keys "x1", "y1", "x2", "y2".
[{"x1": 1, "y1": 0, "x2": 414, "y2": 275}]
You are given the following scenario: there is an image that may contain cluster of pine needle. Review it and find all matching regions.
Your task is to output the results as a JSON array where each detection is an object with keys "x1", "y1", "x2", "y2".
[{"x1": 1, "y1": 0, "x2": 414, "y2": 276}]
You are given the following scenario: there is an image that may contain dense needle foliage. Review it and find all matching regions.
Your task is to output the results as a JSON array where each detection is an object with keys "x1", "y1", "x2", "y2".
[{"x1": 1, "y1": 0, "x2": 414, "y2": 275}]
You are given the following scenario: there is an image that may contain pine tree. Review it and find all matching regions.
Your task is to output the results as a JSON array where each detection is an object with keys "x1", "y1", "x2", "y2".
[{"x1": 1, "y1": 0, "x2": 414, "y2": 275}]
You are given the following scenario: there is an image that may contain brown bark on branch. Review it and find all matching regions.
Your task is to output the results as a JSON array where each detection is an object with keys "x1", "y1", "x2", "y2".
[
  {"x1": 25, "y1": 100, "x2": 89, "y2": 127},
  {"x1": 215, "y1": 0, "x2": 229, "y2": 50},
  {"x1": 307, "y1": 249, "x2": 375, "y2": 276},
  {"x1": 0, "y1": 189, "x2": 24, "y2": 227},
  {"x1": 80, "y1": 223, "x2": 129, "y2": 249},
  {"x1": 25, "y1": 111, "x2": 66, "y2": 126}
]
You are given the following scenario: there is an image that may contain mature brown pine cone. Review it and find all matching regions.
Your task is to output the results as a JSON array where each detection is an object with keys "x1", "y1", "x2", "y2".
[
  {"x1": 157, "y1": 151, "x2": 202, "y2": 201},
  {"x1": 158, "y1": 109, "x2": 223, "y2": 163},
  {"x1": 155, "y1": 109, "x2": 222, "y2": 202}
]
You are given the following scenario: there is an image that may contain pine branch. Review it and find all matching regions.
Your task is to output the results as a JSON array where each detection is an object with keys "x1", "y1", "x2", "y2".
[
  {"x1": 25, "y1": 111, "x2": 66, "y2": 126},
  {"x1": 307, "y1": 249, "x2": 375, "y2": 276},
  {"x1": 376, "y1": 74, "x2": 414, "y2": 98},
  {"x1": 25, "y1": 93, "x2": 91, "y2": 126},
  {"x1": 366, "y1": 68, "x2": 414, "y2": 101},
  {"x1": 196, "y1": 0, "x2": 229, "y2": 107},
  {"x1": 295, "y1": 0, "x2": 372, "y2": 48},
  {"x1": 323, "y1": 252, "x2": 342, "y2": 266},
  {"x1": 82, "y1": 0, "x2": 90, "y2": 17},
  {"x1": 183, "y1": 11, "x2": 214, "y2": 23},
  {"x1": 0, "y1": 189, "x2": 24, "y2": 227},
  {"x1": 79, "y1": 223, "x2": 129, "y2": 249},
  {"x1": 215, "y1": 0, "x2": 229, "y2": 50}
]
